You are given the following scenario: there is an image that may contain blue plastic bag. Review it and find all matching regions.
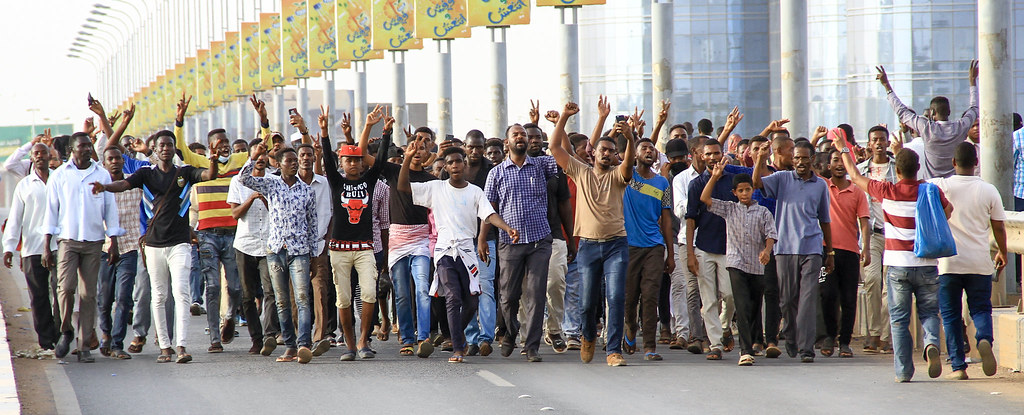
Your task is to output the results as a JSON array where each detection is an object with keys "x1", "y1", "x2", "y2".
[{"x1": 913, "y1": 183, "x2": 957, "y2": 258}]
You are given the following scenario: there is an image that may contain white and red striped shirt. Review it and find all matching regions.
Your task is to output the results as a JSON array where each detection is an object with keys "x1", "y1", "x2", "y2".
[{"x1": 867, "y1": 178, "x2": 949, "y2": 267}]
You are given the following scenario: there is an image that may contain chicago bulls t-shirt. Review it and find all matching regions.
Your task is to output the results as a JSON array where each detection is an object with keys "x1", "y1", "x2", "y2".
[{"x1": 321, "y1": 131, "x2": 393, "y2": 251}]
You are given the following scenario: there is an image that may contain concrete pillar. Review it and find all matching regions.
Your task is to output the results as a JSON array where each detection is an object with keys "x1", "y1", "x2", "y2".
[
  {"x1": 206, "y1": 109, "x2": 216, "y2": 138},
  {"x1": 236, "y1": 98, "x2": 247, "y2": 140},
  {"x1": 780, "y1": 0, "x2": 807, "y2": 138},
  {"x1": 652, "y1": 0, "x2": 674, "y2": 149},
  {"x1": 979, "y1": 0, "x2": 1018, "y2": 302},
  {"x1": 297, "y1": 78, "x2": 309, "y2": 122},
  {"x1": 353, "y1": 61, "x2": 367, "y2": 137},
  {"x1": 324, "y1": 71, "x2": 336, "y2": 140},
  {"x1": 437, "y1": 39, "x2": 453, "y2": 140},
  {"x1": 559, "y1": 7, "x2": 581, "y2": 134},
  {"x1": 489, "y1": 27, "x2": 508, "y2": 139},
  {"x1": 219, "y1": 105, "x2": 229, "y2": 136},
  {"x1": 392, "y1": 50, "x2": 408, "y2": 145},
  {"x1": 273, "y1": 86, "x2": 286, "y2": 134},
  {"x1": 191, "y1": 117, "x2": 201, "y2": 144}
]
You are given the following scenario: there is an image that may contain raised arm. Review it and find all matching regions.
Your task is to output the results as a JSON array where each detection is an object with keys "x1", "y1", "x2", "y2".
[
  {"x1": 357, "y1": 104, "x2": 385, "y2": 166},
  {"x1": 172, "y1": 91, "x2": 211, "y2": 167},
  {"x1": 651, "y1": 99, "x2": 670, "y2": 147},
  {"x1": 832, "y1": 132, "x2": 870, "y2": 192},
  {"x1": 618, "y1": 118, "x2": 636, "y2": 182},
  {"x1": 397, "y1": 136, "x2": 425, "y2": 194},
  {"x1": 240, "y1": 144, "x2": 272, "y2": 194},
  {"x1": 716, "y1": 106, "x2": 743, "y2": 144},
  {"x1": 249, "y1": 93, "x2": 271, "y2": 136},
  {"x1": 290, "y1": 108, "x2": 312, "y2": 145},
  {"x1": 550, "y1": 102, "x2": 579, "y2": 169},
  {"x1": 809, "y1": 126, "x2": 828, "y2": 148},
  {"x1": 89, "y1": 100, "x2": 115, "y2": 138},
  {"x1": 200, "y1": 140, "x2": 221, "y2": 181},
  {"x1": 340, "y1": 112, "x2": 354, "y2": 145},
  {"x1": 759, "y1": 118, "x2": 789, "y2": 138},
  {"x1": 590, "y1": 95, "x2": 611, "y2": 148},
  {"x1": 877, "y1": 66, "x2": 930, "y2": 136},
  {"x1": 751, "y1": 149, "x2": 770, "y2": 190},
  {"x1": 105, "y1": 104, "x2": 136, "y2": 152},
  {"x1": 700, "y1": 157, "x2": 727, "y2": 208}
]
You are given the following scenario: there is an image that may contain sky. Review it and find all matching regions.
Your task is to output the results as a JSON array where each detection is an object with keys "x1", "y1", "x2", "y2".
[{"x1": 0, "y1": 0, "x2": 570, "y2": 136}]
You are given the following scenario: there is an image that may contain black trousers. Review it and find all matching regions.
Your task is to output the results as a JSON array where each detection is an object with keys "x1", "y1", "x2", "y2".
[
  {"x1": 497, "y1": 237, "x2": 552, "y2": 353},
  {"x1": 437, "y1": 256, "x2": 479, "y2": 352},
  {"x1": 727, "y1": 268, "x2": 764, "y2": 356},
  {"x1": 762, "y1": 254, "x2": 780, "y2": 345},
  {"x1": 821, "y1": 248, "x2": 859, "y2": 345},
  {"x1": 236, "y1": 250, "x2": 272, "y2": 341},
  {"x1": 22, "y1": 255, "x2": 59, "y2": 349}
]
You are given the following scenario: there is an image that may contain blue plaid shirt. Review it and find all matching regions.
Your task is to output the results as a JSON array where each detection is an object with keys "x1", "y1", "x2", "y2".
[
  {"x1": 1014, "y1": 129, "x2": 1024, "y2": 198},
  {"x1": 485, "y1": 155, "x2": 559, "y2": 244}
]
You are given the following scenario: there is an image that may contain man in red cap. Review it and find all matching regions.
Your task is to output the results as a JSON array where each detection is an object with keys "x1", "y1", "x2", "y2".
[{"x1": 318, "y1": 106, "x2": 394, "y2": 361}]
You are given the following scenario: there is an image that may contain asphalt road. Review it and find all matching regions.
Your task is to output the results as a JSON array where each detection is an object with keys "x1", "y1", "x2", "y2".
[
  {"x1": 47, "y1": 316, "x2": 1024, "y2": 415},
  {"x1": 2, "y1": 262, "x2": 1021, "y2": 415}
]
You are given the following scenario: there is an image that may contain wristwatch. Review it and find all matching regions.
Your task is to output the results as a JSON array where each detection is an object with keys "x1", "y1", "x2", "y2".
[{"x1": 840, "y1": 148, "x2": 850, "y2": 154}]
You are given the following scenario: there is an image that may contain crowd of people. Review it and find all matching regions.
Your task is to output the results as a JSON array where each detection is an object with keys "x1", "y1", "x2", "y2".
[{"x1": 2, "y1": 60, "x2": 1014, "y2": 382}]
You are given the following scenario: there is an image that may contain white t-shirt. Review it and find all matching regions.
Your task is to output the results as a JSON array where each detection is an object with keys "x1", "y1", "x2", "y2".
[
  {"x1": 929, "y1": 175, "x2": 1006, "y2": 275},
  {"x1": 227, "y1": 175, "x2": 269, "y2": 257},
  {"x1": 411, "y1": 180, "x2": 495, "y2": 250},
  {"x1": 866, "y1": 161, "x2": 889, "y2": 227}
]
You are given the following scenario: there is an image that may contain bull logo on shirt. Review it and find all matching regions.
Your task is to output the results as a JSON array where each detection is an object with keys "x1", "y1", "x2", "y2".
[{"x1": 340, "y1": 184, "x2": 369, "y2": 224}]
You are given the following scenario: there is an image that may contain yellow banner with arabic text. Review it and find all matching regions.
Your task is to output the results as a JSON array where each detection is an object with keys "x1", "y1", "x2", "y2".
[
  {"x1": 183, "y1": 58, "x2": 198, "y2": 116},
  {"x1": 282, "y1": 0, "x2": 311, "y2": 79},
  {"x1": 371, "y1": 0, "x2": 423, "y2": 51},
  {"x1": 224, "y1": 32, "x2": 242, "y2": 99},
  {"x1": 467, "y1": 0, "x2": 529, "y2": 26},
  {"x1": 211, "y1": 41, "x2": 227, "y2": 104},
  {"x1": 196, "y1": 49, "x2": 212, "y2": 110},
  {"x1": 241, "y1": 22, "x2": 262, "y2": 92},
  {"x1": 337, "y1": 0, "x2": 384, "y2": 60},
  {"x1": 309, "y1": 0, "x2": 350, "y2": 70},
  {"x1": 260, "y1": 13, "x2": 286, "y2": 88},
  {"x1": 535, "y1": 0, "x2": 603, "y2": 5},
  {"x1": 414, "y1": 0, "x2": 470, "y2": 39}
]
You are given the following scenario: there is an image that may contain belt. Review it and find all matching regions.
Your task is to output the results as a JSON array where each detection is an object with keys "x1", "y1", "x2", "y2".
[
  {"x1": 201, "y1": 227, "x2": 236, "y2": 236},
  {"x1": 580, "y1": 236, "x2": 624, "y2": 243},
  {"x1": 872, "y1": 227, "x2": 884, "y2": 235}
]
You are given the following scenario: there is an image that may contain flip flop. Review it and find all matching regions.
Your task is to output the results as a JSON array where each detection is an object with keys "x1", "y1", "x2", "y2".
[
  {"x1": 448, "y1": 355, "x2": 464, "y2": 363},
  {"x1": 156, "y1": 353, "x2": 173, "y2": 363},
  {"x1": 622, "y1": 335, "x2": 637, "y2": 355},
  {"x1": 377, "y1": 320, "x2": 391, "y2": 342},
  {"x1": 399, "y1": 345, "x2": 414, "y2": 356}
]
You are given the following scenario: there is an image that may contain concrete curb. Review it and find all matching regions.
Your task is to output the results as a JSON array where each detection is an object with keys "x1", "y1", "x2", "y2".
[{"x1": 0, "y1": 300, "x2": 22, "y2": 414}]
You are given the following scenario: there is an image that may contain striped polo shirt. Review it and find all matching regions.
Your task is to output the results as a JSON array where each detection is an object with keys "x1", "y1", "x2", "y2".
[{"x1": 866, "y1": 178, "x2": 949, "y2": 267}]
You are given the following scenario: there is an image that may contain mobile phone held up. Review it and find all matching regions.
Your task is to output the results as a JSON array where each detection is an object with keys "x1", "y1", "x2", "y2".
[
  {"x1": 87, "y1": 93, "x2": 95, "y2": 106},
  {"x1": 615, "y1": 114, "x2": 628, "y2": 123},
  {"x1": 288, "y1": 108, "x2": 299, "y2": 117}
]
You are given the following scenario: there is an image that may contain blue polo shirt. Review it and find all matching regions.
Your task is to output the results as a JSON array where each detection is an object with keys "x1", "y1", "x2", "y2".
[
  {"x1": 685, "y1": 170, "x2": 737, "y2": 255},
  {"x1": 759, "y1": 170, "x2": 831, "y2": 255}
]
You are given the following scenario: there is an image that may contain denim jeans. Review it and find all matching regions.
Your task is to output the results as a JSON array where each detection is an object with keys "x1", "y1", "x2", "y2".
[
  {"x1": 465, "y1": 240, "x2": 497, "y2": 345},
  {"x1": 887, "y1": 265, "x2": 941, "y2": 380},
  {"x1": 939, "y1": 273, "x2": 994, "y2": 372},
  {"x1": 562, "y1": 259, "x2": 581, "y2": 338},
  {"x1": 189, "y1": 243, "x2": 203, "y2": 305},
  {"x1": 391, "y1": 255, "x2": 432, "y2": 344},
  {"x1": 198, "y1": 231, "x2": 242, "y2": 343},
  {"x1": 98, "y1": 250, "x2": 138, "y2": 351},
  {"x1": 267, "y1": 249, "x2": 312, "y2": 349},
  {"x1": 577, "y1": 237, "x2": 628, "y2": 355}
]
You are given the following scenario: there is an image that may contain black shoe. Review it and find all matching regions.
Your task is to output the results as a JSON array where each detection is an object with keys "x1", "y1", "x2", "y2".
[
  {"x1": 190, "y1": 302, "x2": 202, "y2": 316},
  {"x1": 500, "y1": 342, "x2": 515, "y2": 357},
  {"x1": 77, "y1": 349, "x2": 95, "y2": 363},
  {"x1": 466, "y1": 344, "x2": 480, "y2": 356},
  {"x1": 55, "y1": 332, "x2": 73, "y2": 359},
  {"x1": 785, "y1": 342, "x2": 798, "y2": 358},
  {"x1": 547, "y1": 333, "x2": 568, "y2": 354},
  {"x1": 526, "y1": 349, "x2": 543, "y2": 362},
  {"x1": 800, "y1": 354, "x2": 814, "y2": 363}
]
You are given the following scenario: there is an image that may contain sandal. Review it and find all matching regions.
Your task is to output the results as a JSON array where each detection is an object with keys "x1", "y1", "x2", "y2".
[
  {"x1": 644, "y1": 352, "x2": 663, "y2": 361},
  {"x1": 448, "y1": 354, "x2": 464, "y2": 363},
  {"x1": 156, "y1": 349, "x2": 174, "y2": 363},
  {"x1": 377, "y1": 320, "x2": 391, "y2": 342},
  {"x1": 127, "y1": 337, "x2": 146, "y2": 354},
  {"x1": 276, "y1": 349, "x2": 297, "y2": 362},
  {"x1": 738, "y1": 354, "x2": 755, "y2": 366},
  {"x1": 112, "y1": 350, "x2": 132, "y2": 360},
  {"x1": 399, "y1": 345, "x2": 414, "y2": 356},
  {"x1": 175, "y1": 347, "x2": 192, "y2": 364},
  {"x1": 706, "y1": 348, "x2": 723, "y2": 360},
  {"x1": 622, "y1": 335, "x2": 637, "y2": 355}
]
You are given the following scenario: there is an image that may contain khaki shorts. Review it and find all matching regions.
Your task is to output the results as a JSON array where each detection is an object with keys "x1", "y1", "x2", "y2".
[{"x1": 329, "y1": 250, "x2": 378, "y2": 307}]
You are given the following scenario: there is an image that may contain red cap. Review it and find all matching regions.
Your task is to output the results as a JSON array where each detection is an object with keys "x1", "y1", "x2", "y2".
[{"x1": 338, "y1": 145, "x2": 361, "y2": 157}]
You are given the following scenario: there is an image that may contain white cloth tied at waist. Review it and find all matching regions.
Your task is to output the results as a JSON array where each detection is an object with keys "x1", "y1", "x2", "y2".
[
  {"x1": 429, "y1": 238, "x2": 481, "y2": 298},
  {"x1": 387, "y1": 223, "x2": 432, "y2": 270}
]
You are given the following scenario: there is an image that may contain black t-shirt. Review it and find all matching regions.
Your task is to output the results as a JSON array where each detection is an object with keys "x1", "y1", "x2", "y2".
[
  {"x1": 546, "y1": 169, "x2": 571, "y2": 241},
  {"x1": 322, "y1": 132, "x2": 390, "y2": 247},
  {"x1": 380, "y1": 162, "x2": 437, "y2": 225},
  {"x1": 126, "y1": 165, "x2": 206, "y2": 248}
]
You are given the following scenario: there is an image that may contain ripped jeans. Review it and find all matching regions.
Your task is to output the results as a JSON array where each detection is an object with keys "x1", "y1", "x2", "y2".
[{"x1": 267, "y1": 248, "x2": 312, "y2": 350}]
